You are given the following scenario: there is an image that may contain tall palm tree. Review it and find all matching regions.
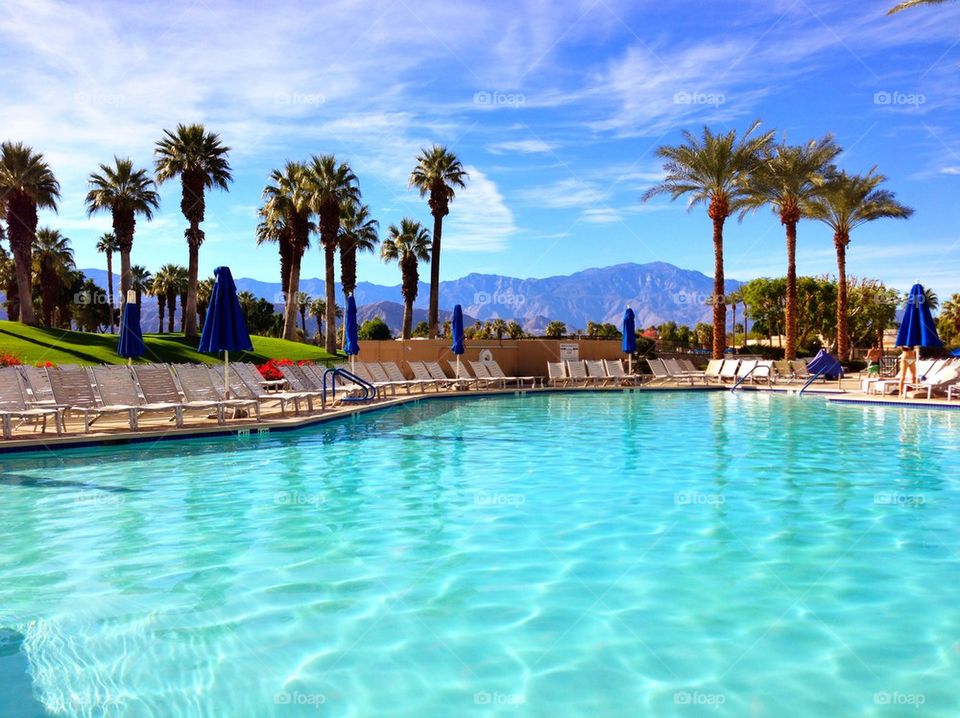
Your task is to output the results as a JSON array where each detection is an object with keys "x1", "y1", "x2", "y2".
[
  {"x1": 338, "y1": 200, "x2": 379, "y2": 302},
  {"x1": 807, "y1": 169, "x2": 913, "y2": 359},
  {"x1": 308, "y1": 154, "x2": 360, "y2": 353},
  {"x1": 255, "y1": 203, "x2": 294, "y2": 299},
  {"x1": 261, "y1": 161, "x2": 315, "y2": 341},
  {"x1": 643, "y1": 121, "x2": 774, "y2": 358},
  {"x1": 96, "y1": 232, "x2": 121, "y2": 332},
  {"x1": 409, "y1": 146, "x2": 468, "y2": 338},
  {"x1": 129, "y1": 265, "x2": 153, "y2": 306},
  {"x1": 0, "y1": 243, "x2": 18, "y2": 321},
  {"x1": 741, "y1": 135, "x2": 841, "y2": 359},
  {"x1": 151, "y1": 265, "x2": 172, "y2": 333},
  {"x1": 197, "y1": 275, "x2": 215, "y2": 330},
  {"x1": 154, "y1": 123, "x2": 232, "y2": 338},
  {"x1": 0, "y1": 141, "x2": 60, "y2": 325},
  {"x1": 32, "y1": 228, "x2": 74, "y2": 327},
  {"x1": 381, "y1": 218, "x2": 431, "y2": 339},
  {"x1": 85, "y1": 157, "x2": 160, "y2": 305},
  {"x1": 298, "y1": 293, "x2": 311, "y2": 334},
  {"x1": 888, "y1": 0, "x2": 954, "y2": 13},
  {"x1": 309, "y1": 296, "x2": 326, "y2": 338}
]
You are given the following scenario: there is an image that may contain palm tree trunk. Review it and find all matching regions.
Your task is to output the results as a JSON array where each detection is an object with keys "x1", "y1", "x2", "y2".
[
  {"x1": 835, "y1": 237, "x2": 850, "y2": 360},
  {"x1": 784, "y1": 221, "x2": 798, "y2": 360},
  {"x1": 711, "y1": 216, "x2": 727, "y2": 359},
  {"x1": 324, "y1": 244, "x2": 337, "y2": 352},
  {"x1": 6, "y1": 196, "x2": 36, "y2": 325},
  {"x1": 402, "y1": 299, "x2": 413, "y2": 339},
  {"x1": 184, "y1": 236, "x2": 200, "y2": 337},
  {"x1": 428, "y1": 209, "x2": 442, "y2": 339},
  {"x1": 167, "y1": 292, "x2": 176, "y2": 333},
  {"x1": 106, "y1": 252, "x2": 116, "y2": 333},
  {"x1": 157, "y1": 297, "x2": 165, "y2": 333},
  {"x1": 283, "y1": 254, "x2": 302, "y2": 341},
  {"x1": 119, "y1": 250, "x2": 132, "y2": 306}
]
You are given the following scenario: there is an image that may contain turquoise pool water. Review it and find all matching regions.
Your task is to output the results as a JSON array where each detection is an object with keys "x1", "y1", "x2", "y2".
[{"x1": 1, "y1": 392, "x2": 958, "y2": 717}]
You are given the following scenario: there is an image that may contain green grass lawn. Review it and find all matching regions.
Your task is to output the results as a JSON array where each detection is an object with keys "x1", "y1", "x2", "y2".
[{"x1": 0, "y1": 320, "x2": 340, "y2": 366}]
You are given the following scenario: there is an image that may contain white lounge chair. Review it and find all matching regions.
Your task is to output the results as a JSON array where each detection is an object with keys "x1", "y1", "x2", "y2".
[
  {"x1": 718, "y1": 359, "x2": 740, "y2": 384},
  {"x1": 0, "y1": 366, "x2": 62, "y2": 439},
  {"x1": 132, "y1": 363, "x2": 224, "y2": 426},
  {"x1": 603, "y1": 359, "x2": 644, "y2": 386},
  {"x1": 174, "y1": 364, "x2": 261, "y2": 421},
  {"x1": 46, "y1": 365, "x2": 138, "y2": 433},
  {"x1": 585, "y1": 359, "x2": 616, "y2": 386},
  {"x1": 448, "y1": 361, "x2": 493, "y2": 390},
  {"x1": 480, "y1": 360, "x2": 537, "y2": 389},
  {"x1": 565, "y1": 360, "x2": 594, "y2": 386},
  {"x1": 547, "y1": 362, "x2": 570, "y2": 387}
]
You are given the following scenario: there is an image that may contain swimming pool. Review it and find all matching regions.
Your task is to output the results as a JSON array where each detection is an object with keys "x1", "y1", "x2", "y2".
[{"x1": 1, "y1": 392, "x2": 958, "y2": 717}]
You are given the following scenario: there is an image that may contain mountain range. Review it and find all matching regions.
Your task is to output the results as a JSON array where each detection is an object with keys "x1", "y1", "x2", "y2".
[{"x1": 19, "y1": 262, "x2": 741, "y2": 334}]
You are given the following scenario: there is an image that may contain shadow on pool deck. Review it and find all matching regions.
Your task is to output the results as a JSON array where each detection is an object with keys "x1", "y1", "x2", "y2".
[{"x1": 0, "y1": 629, "x2": 53, "y2": 718}]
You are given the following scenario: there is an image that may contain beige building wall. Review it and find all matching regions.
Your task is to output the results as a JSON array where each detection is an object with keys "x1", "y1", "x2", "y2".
[{"x1": 357, "y1": 339, "x2": 626, "y2": 378}]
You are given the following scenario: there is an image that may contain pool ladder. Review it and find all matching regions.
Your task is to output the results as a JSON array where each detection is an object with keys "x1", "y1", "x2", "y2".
[{"x1": 321, "y1": 367, "x2": 378, "y2": 405}]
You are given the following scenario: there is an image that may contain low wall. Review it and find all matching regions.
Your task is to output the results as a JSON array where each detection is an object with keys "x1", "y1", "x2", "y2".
[{"x1": 357, "y1": 339, "x2": 625, "y2": 378}]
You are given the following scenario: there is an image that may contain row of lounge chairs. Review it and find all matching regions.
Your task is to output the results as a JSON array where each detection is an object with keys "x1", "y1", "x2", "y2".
[
  {"x1": 547, "y1": 359, "x2": 644, "y2": 387},
  {"x1": 863, "y1": 357, "x2": 960, "y2": 398},
  {"x1": 0, "y1": 362, "x2": 344, "y2": 439},
  {"x1": 349, "y1": 360, "x2": 538, "y2": 394}
]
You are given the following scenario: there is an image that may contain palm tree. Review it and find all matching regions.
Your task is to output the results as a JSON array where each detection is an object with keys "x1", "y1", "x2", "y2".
[
  {"x1": 0, "y1": 243, "x2": 18, "y2": 320},
  {"x1": 507, "y1": 321, "x2": 524, "y2": 339},
  {"x1": 260, "y1": 162, "x2": 314, "y2": 341},
  {"x1": 298, "y1": 292, "x2": 311, "y2": 334},
  {"x1": 129, "y1": 265, "x2": 153, "y2": 306},
  {"x1": 643, "y1": 121, "x2": 774, "y2": 358},
  {"x1": 741, "y1": 135, "x2": 841, "y2": 359},
  {"x1": 308, "y1": 154, "x2": 360, "y2": 352},
  {"x1": 0, "y1": 141, "x2": 60, "y2": 325},
  {"x1": 888, "y1": 0, "x2": 954, "y2": 13},
  {"x1": 96, "y1": 232, "x2": 121, "y2": 332},
  {"x1": 85, "y1": 157, "x2": 160, "y2": 305},
  {"x1": 309, "y1": 296, "x2": 326, "y2": 338},
  {"x1": 197, "y1": 275, "x2": 215, "y2": 330},
  {"x1": 256, "y1": 203, "x2": 294, "y2": 299},
  {"x1": 409, "y1": 145, "x2": 468, "y2": 338},
  {"x1": 339, "y1": 200, "x2": 379, "y2": 302},
  {"x1": 32, "y1": 228, "x2": 74, "y2": 327},
  {"x1": 807, "y1": 169, "x2": 913, "y2": 359},
  {"x1": 152, "y1": 264, "x2": 188, "y2": 333},
  {"x1": 381, "y1": 219, "x2": 431, "y2": 339},
  {"x1": 154, "y1": 124, "x2": 232, "y2": 338}
]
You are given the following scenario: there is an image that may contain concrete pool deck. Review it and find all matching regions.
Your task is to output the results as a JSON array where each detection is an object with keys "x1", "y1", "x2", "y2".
[{"x1": 1, "y1": 379, "x2": 957, "y2": 453}]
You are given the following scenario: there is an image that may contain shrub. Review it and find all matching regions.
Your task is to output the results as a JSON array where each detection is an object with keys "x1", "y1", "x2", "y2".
[{"x1": 358, "y1": 317, "x2": 392, "y2": 341}]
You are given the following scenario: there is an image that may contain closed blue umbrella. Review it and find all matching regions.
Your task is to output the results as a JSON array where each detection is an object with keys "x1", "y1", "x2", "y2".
[
  {"x1": 116, "y1": 293, "x2": 145, "y2": 364},
  {"x1": 344, "y1": 295, "x2": 359, "y2": 369},
  {"x1": 895, "y1": 283, "x2": 942, "y2": 351},
  {"x1": 198, "y1": 267, "x2": 253, "y2": 398},
  {"x1": 451, "y1": 304, "x2": 465, "y2": 374},
  {"x1": 622, "y1": 307, "x2": 636, "y2": 374}
]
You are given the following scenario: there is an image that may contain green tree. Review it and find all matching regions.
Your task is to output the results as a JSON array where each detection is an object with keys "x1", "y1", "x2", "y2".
[
  {"x1": 937, "y1": 293, "x2": 960, "y2": 346},
  {"x1": 358, "y1": 316, "x2": 392, "y2": 340},
  {"x1": 0, "y1": 141, "x2": 60, "y2": 325},
  {"x1": 308, "y1": 154, "x2": 360, "y2": 353},
  {"x1": 848, "y1": 278, "x2": 900, "y2": 350},
  {"x1": 86, "y1": 157, "x2": 159, "y2": 306},
  {"x1": 32, "y1": 228, "x2": 74, "y2": 327},
  {"x1": 129, "y1": 265, "x2": 152, "y2": 307},
  {"x1": 740, "y1": 277, "x2": 787, "y2": 346},
  {"x1": 488, "y1": 318, "x2": 508, "y2": 341},
  {"x1": 154, "y1": 124, "x2": 232, "y2": 338},
  {"x1": 545, "y1": 320, "x2": 567, "y2": 338},
  {"x1": 409, "y1": 145, "x2": 468, "y2": 337},
  {"x1": 72, "y1": 278, "x2": 111, "y2": 332},
  {"x1": 96, "y1": 232, "x2": 120, "y2": 333},
  {"x1": 644, "y1": 121, "x2": 774, "y2": 358},
  {"x1": 507, "y1": 321, "x2": 525, "y2": 339},
  {"x1": 309, "y1": 296, "x2": 326, "y2": 338},
  {"x1": 796, "y1": 276, "x2": 837, "y2": 351},
  {"x1": 693, "y1": 322, "x2": 712, "y2": 349},
  {"x1": 412, "y1": 320, "x2": 430, "y2": 338},
  {"x1": 808, "y1": 169, "x2": 913, "y2": 359},
  {"x1": 741, "y1": 135, "x2": 840, "y2": 358},
  {"x1": 381, "y1": 218, "x2": 431, "y2": 340},
  {"x1": 196, "y1": 275, "x2": 215, "y2": 330}
]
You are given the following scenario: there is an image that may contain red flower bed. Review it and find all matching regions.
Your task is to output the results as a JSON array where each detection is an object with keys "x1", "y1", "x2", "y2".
[
  {"x1": 257, "y1": 358, "x2": 314, "y2": 381},
  {"x1": 35, "y1": 360, "x2": 56, "y2": 368},
  {"x1": 0, "y1": 352, "x2": 22, "y2": 367}
]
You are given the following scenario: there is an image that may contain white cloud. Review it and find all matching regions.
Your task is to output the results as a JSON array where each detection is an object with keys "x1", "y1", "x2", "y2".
[
  {"x1": 942, "y1": 167, "x2": 960, "y2": 176},
  {"x1": 516, "y1": 178, "x2": 609, "y2": 209},
  {"x1": 441, "y1": 166, "x2": 517, "y2": 252},
  {"x1": 487, "y1": 139, "x2": 556, "y2": 154},
  {"x1": 580, "y1": 208, "x2": 622, "y2": 224}
]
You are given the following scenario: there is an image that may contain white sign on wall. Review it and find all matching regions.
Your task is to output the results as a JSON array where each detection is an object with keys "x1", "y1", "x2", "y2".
[{"x1": 559, "y1": 342, "x2": 579, "y2": 361}]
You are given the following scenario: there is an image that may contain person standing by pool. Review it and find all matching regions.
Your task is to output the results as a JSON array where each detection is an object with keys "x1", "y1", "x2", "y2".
[
  {"x1": 866, "y1": 346, "x2": 882, "y2": 377},
  {"x1": 897, "y1": 346, "x2": 917, "y2": 397}
]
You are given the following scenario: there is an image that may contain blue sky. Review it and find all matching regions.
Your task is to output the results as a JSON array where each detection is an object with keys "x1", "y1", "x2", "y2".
[{"x1": 1, "y1": 0, "x2": 959, "y2": 297}]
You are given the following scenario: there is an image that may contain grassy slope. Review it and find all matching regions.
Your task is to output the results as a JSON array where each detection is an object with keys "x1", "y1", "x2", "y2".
[{"x1": 0, "y1": 321, "x2": 339, "y2": 366}]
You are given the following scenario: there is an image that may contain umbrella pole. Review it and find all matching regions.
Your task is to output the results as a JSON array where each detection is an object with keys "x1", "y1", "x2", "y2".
[
  {"x1": 224, "y1": 350, "x2": 230, "y2": 400},
  {"x1": 628, "y1": 355, "x2": 632, "y2": 375}
]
